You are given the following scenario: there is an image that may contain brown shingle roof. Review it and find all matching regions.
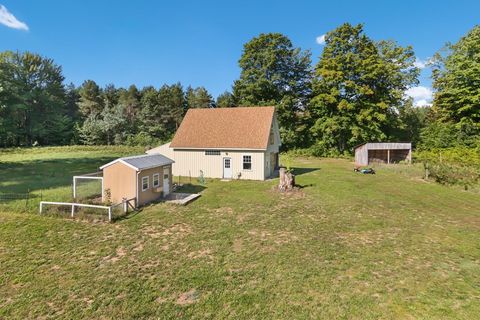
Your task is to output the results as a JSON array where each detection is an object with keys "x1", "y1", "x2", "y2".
[{"x1": 170, "y1": 106, "x2": 275, "y2": 150}]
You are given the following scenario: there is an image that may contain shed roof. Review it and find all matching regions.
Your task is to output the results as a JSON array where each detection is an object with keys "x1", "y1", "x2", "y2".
[
  {"x1": 100, "y1": 153, "x2": 174, "y2": 171},
  {"x1": 354, "y1": 142, "x2": 412, "y2": 150},
  {"x1": 169, "y1": 106, "x2": 276, "y2": 150}
]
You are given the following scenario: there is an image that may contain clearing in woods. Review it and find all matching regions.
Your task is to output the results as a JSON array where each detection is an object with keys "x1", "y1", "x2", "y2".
[{"x1": 0, "y1": 146, "x2": 479, "y2": 319}]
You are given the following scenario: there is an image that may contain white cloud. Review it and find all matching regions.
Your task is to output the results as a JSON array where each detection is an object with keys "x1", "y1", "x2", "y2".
[
  {"x1": 414, "y1": 99, "x2": 432, "y2": 107},
  {"x1": 413, "y1": 57, "x2": 432, "y2": 69},
  {"x1": 0, "y1": 5, "x2": 28, "y2": 31},
  {"x1": 316, "y1": 34, "x2": 326, "y2": 45},
  {"x1": 405, "y1": 86, "x2": 433, "y2": 107}
]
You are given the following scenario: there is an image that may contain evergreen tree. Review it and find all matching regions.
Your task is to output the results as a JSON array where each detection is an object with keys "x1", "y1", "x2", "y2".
[
  {"x1": 216, "y1": 91, "x2": 236, "y2": 107},
  {"x1": 186, "y1": 86, "x2": 214, "y2": 108},
  {"x1": 78, "y1": 80, "x2": 103, "y2": 117}
]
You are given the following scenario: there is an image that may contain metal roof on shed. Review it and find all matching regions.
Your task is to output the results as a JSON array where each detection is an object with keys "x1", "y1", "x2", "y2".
[{"x1": 100, "y1": 153, "x2": 174, "y2": 171}]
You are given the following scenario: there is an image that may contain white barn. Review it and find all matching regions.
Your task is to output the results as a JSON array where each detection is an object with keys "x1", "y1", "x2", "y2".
[{"x1": 147, "y1": 106, "x2": 281, "y2": 180}]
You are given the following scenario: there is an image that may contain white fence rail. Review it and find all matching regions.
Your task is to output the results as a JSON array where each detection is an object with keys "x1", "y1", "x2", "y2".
[{"x1": 39, "y1": 197, "x2": 136, "y2": 222}]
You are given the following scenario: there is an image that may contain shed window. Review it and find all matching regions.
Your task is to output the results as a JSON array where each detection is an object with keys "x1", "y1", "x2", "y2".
[
  {"x1": 142, "y1": 176, "x2": 149, "y2": 191},
  {"x1": 153, "y1": 174, "x2": 160, "y2": 187},
  {"x1": 269, "y1": 130, "x2": 274, "y2": 145},
  {"x1": 243, "y1": 155, "x2": 252, "y2": 170},
  {"x1": 205, "y1": 150, "x2": 221, "y2": 156}
]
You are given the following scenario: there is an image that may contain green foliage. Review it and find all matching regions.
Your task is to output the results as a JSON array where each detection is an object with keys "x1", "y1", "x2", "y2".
[
  {"x1": 186, "y1": 86, "x2": 214, "y2": 108},
  {"x1": 309, "y1": 23, "x2": 419, "y2": 155},
  {"x1": 216, "y1": 91, "x2": 236, "y2": 107},
  {"x1": 416, "y1": 147, "x2": 480, "y2": 188},
  {"x1": 419, "y1": 121, "x2": 480, "y2": 149},
  {"x1": 124, "y1": 132, "x2": 164, "y2": 147},
  {"x1": 394, "y1": 100, "x2": 430, "y2": 147},
  {"x1": 432, "y1": 25, "x2": 480, "y2": 125},
  {"x1": 233, "y1": 33, "x2": 312, "y2": 149},
  {"x1": 0, "y1": 51, "x2": 74, "y2": 147}
]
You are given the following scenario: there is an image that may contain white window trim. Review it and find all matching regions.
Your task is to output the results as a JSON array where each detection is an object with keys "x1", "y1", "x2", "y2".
[
  {"x1": 152, "y1": 173, "x2": 160, "y2": 187},
  {"x1": 142, "y1": 176, "x2": 149, "y2": 191},
  {"x1": 242, "y1": 155, "x2": 252, "y2": 171}
]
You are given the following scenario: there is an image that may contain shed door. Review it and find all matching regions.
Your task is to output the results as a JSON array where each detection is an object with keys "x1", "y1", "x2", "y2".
[
  {"x1": 223, "y1": 157, "x2": 232, "y2": 179},
  {"x1": 163, "y1": 167, "x2": 170, "y2": 196}
]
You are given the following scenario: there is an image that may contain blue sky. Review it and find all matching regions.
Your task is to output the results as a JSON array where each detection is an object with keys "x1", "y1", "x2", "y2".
[{"x1": 1, "y1": 1, "x2": 479, "y2": 105}]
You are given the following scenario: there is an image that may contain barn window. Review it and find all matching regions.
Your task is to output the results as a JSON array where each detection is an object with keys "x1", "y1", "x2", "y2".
[
  {"x1": 269, "y1": 130, "x2": 274, "y2": 145},
  {"x1": 142, "y1": 176, "x2": 149, "y2": 191},
  {"x1": 205, "y1": 150, "x2": 221, "y2": 156},
  {"x1": 243, "y1": 155, "x2": 252, "y2": 170},
  {"x1": 152, "y1": 174, "x2": 160, "y2": 187}
]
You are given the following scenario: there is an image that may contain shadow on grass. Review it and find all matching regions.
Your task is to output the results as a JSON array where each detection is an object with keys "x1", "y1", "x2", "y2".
[
  {"x1": 290, "y1": 167, "x2": 320, "y2": 176},
  {"x1": 0, "y1": 157, "x2": 117, "y2": 193},
  {"x1": 175, "y1": 183, "x2": 207, "y2": 194}
]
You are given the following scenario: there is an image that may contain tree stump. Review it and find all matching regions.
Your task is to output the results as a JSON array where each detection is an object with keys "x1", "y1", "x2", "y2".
[{"x1": 279, "y1": 167, "x2": 295, "y2": 191}]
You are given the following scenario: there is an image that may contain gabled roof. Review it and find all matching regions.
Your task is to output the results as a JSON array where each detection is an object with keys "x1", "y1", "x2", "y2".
[
  {"x1": 100, "y1": 154, "x2": 174, "y2": 171},
  {"x1": 170, "y1": 106, "x2": 276, "y2": 150}
]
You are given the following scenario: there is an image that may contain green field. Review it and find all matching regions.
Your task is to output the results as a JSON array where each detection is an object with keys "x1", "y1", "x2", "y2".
[{"x1": 1, "y1": 147, "x2": 480, "y2": 319}]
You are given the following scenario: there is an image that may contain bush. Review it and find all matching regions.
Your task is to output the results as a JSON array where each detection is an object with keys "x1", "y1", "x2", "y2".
[
  {"x1": 419, "y1": 120, "x2": 480, "y2": 150},
  {"x1": 124, "y1": 132, "x2": 164, "y2": 147},
  {"x1": 416, "y1": 147, "x2": 480, "y2": 189}
]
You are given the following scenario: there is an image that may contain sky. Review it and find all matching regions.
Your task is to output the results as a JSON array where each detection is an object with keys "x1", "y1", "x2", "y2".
[{"x1": 1, "y1": 1, "x2": 479, "y2": 106}]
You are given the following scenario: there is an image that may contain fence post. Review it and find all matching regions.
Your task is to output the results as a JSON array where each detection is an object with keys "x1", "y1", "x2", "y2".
[
  {"x1": 73, "y1": 177, "x2": 76, "y2": 199},
  {"x1": 39, "y1": 202, "x2": 43, "y2": 214},
  {"x1": 123, "y1": 198, "x2": 127, "y2": 213},
  {"x1": 71, "y1": 204, "x2": 75, "y2": 218},
  {"x1": 108, "y1": 207, "x2": 112, "y2": 222}
]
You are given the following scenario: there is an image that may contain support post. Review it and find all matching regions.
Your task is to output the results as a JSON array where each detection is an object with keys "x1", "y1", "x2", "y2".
[
  {"x1": 108, "y1": 207, "x2": 112, "y2": 222},
  {"x1": 71, "y1": 204, "x2": 75, "y2": 218},
  {"x1": 73, "y1": 177, "x2": 76, "y2": 199},
  {"x1": 387, "y1": 149, "x2": 390, "y2": 164},
  {"x1": 123, "y1": 198, "x2": 127, "y2": 213},
  {"x1": 39, "y1": 202, "x2": 43, "y2": 214}
]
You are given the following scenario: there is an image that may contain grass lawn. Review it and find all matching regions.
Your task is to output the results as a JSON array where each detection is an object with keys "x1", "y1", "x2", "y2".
[{"x1": 1, "y1": 147, "x2": 480, "y2": 319}]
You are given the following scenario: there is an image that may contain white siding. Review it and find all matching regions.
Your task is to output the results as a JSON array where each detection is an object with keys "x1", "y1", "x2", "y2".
[{"x1": 172, "y1": 149, "x2": 266, "y2": 180}]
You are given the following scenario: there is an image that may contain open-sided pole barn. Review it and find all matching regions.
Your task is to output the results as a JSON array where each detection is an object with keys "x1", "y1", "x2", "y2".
[{"x1": 354, "y1": 142, "x2": 412, "y2": 166}]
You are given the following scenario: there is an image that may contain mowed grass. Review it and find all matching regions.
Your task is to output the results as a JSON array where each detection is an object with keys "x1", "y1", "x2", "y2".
[
  {"x1": 0, "y1": 146, "x2": 144, "y2": 211},
  {"x1": 1, "y1": 147, "x2": 480, "y2": 319}
]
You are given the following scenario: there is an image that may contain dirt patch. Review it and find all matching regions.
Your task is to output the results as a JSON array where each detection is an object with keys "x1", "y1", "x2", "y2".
[
  {"x1": 336, "y1": 228, "x2": 401, "y2": 247},
  {"x1": 233, "y1": 239, "x2": 243, "y2": 252},
  {"x1": 248, "y1": 229, "x2": 299, "y2": 245},
  {"x1": 141, "y1": 223, "x2": 192, "y2": 239},
  {"x1": 209, "y1": 207, "x2": 234, "y2": 215},
  {"x1": 160, "y1": 223, "x2": 192, "y2": 237},
  {"x1": 132, "y1": 242, "x2": 144, "y2": 252},
  {"x1": 176, "y1": 289, "x2": 199, "y2": 305},
  {"x1": 188, "y1": 248, "x2": 212, "y2": 259}
]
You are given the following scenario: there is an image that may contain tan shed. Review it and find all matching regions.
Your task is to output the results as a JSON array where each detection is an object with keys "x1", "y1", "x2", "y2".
[
  {"x1": 100, "y1": 154, "x2": 174, "y2": 207},
  {"x1": 354, "y1": 142, "x2": 412, "y2": 166}
]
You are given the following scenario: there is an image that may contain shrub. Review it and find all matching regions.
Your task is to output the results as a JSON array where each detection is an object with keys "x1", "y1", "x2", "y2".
[
  {"x1": 416, "y1": 146, "x2": 480, "y2": 189},
  {"x1": 125, "y1": 132, "x2": 163, "y2": 147}
]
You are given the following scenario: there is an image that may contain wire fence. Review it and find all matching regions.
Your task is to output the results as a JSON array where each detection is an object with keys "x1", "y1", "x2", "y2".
[{"x1": 0, "y1": 190, "x2": 41, "y2": 211}]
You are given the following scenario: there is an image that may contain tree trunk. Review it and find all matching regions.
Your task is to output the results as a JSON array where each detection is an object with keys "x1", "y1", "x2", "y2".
[{"x1": 278, "y1": 167, "x2": 295, "y2": 191}]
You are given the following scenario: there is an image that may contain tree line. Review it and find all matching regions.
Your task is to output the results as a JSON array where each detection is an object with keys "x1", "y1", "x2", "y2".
[{"x1": 0, "y1": 23, "x2": 478, "y2": 153}]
